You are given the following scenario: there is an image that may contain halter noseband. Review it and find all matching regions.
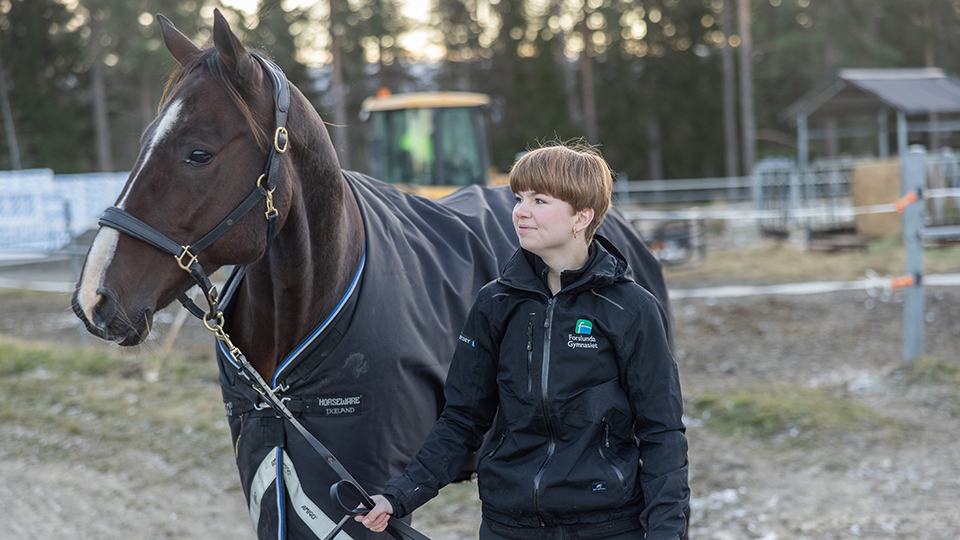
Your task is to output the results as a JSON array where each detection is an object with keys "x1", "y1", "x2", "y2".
[{"x1": 98, "y1": 52, "x2": 290, "y2": 323}]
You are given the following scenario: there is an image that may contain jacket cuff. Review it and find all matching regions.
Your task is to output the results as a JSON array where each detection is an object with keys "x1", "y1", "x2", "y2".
[
  {"x1": 380, "y1": 490, "x2": 403, "y2": 519},
  {"x1": 380, "y1": 483, "x2": 407, "y2": 518},
  {"x1": 382, "y1": 475, "x2": 426, "y2": 519}
]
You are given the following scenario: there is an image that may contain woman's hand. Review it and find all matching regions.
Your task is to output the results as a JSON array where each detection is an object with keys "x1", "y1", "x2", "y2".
[{"x1": 355, "y1": 494, "x2": 394, "y2": 532}]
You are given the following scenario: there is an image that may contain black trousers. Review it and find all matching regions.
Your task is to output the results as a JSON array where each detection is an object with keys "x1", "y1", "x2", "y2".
[{"x1": 479, "y1": 521, "x2": 646, "y2": 540}]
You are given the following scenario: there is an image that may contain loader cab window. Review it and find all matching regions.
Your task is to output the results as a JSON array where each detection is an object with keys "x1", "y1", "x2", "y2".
[{"x1": 368, "y1": 106, "x2": 490, "y2": 187}]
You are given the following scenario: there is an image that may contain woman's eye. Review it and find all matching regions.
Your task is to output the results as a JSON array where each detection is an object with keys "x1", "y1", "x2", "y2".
[{"x1": 185, "y1": 149, "x2": 214, "y2": 166}]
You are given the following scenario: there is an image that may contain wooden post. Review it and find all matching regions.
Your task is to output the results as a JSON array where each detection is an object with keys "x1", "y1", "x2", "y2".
[
  {"x1": 877, "y1": 108, "x2": 889, "y2": 158},
  {"x1": 902, "y1": 145, "x2": 925, "y2": 362}
]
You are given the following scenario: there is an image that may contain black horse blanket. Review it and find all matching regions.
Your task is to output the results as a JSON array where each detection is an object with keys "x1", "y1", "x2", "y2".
[{"x1": 216, "y1": 171, "x2": 671, "y2": 540}]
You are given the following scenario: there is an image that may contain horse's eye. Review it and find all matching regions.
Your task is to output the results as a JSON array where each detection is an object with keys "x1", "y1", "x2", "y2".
[{"x1": 185, "y1": 149, "x2": 214, "y2": 166}]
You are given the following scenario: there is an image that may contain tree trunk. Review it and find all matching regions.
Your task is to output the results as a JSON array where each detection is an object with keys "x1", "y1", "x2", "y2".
[
  {"x1": 577, "y1": 15, "x2": 598, "y2": 144},
  {"x1": 0, "y1": 40, "x2": 22, "y2": 170},
  {"x1": 737, "y1": 0, "x2": 756, "y2": 174},
  {"x1": 721, "y1": 0, "x2": 739, "y2": 178},
  {"x1": 646, "y1": 114, "x2": 664, "y2": 180},
  {"x1": 329, "y1": 0, "x2": 351, "y2": 169},
  {"x1": 139, "y1": 70, "x2": 155, "y2": 130},
  {"x1": 90, "y1": 16, "x2": 113, "y2": 172},
  {"x1": 555, "y1": 0, "x2": 582, "y2": 129}
]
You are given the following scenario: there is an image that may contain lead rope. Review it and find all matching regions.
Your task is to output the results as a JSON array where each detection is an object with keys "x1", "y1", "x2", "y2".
[{"x1": 202, "y1": 312, "x2": 429, "y2": 540}]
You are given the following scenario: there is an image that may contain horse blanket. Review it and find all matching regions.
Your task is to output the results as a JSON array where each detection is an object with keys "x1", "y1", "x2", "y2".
[{"x1": 216, "y1": 171, "x2": 671, "y2": 540}]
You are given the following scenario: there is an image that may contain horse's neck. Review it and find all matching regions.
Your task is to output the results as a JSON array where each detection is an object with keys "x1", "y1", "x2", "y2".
[{"x1": 233, "y1": 168, "x2": 364, "y2": 380}]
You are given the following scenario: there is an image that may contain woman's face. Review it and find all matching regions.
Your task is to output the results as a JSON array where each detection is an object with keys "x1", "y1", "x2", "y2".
[{"x1": 512, "y1": 190, "x2": 580, "y2": 256}]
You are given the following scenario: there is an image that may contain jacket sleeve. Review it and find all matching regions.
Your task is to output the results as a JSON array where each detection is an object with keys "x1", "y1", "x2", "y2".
[
  {"x1": 382, "y1": 293, "x2": 501, "y2": 517},
  {"x1": 621, "y1": 292, "x2": 690, "y2": 540}
]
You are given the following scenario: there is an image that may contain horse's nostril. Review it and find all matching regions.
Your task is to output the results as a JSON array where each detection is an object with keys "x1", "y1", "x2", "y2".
[{"x1": 92, "y1": 289, "x2": 118, "y2": 329}]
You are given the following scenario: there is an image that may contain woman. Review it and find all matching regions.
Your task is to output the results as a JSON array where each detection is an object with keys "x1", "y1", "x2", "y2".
[{"x1": 359, "y1": 143, "x2": 689, "y2": 539}]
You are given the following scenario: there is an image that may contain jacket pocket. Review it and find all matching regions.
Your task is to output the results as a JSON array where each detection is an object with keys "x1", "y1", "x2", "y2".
[
  {"x1": 483, "y1": 433, "x2": 506, "y2": 461},
  {"x1": 599, "y1": 419, "x2": 627, "y2": 489}
]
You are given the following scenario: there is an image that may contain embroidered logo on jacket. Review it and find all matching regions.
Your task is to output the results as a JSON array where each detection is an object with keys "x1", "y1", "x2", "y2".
[
  {"x1": 575, "y1": 319, "x2": 593, "y2": 334},
  {"x1": 568, "y1": 319, "x2": 598, "y2": 349},
  {"x1": 458, "y1": 333, "x2": 476, "y2": 347}
]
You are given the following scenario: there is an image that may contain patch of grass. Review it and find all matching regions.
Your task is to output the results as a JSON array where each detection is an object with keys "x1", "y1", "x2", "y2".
[
  {"x1": 864, "y1": 234, "x2": 902, "y2": 256},
  {"x1": 417, "y1": 480, "x2": 481, "y2": 530},
  {"x1": 901, "y1": 355, "x2": 960, "y2": 386},
  {"x1": 0, "y1": 337, "x2": 231, "y2": 469},
  {"x1": 664, "y1": 238, "x2": 960, "y2": 286},
  {"x1": 0, "y1": 340, "x2": 130, "y2": 377},
  {"x1": 687, "y1": 384, "x2": 899, "y2": 447},
  {"x1": 896, "y1": 356, "x2": 960, "y2": 417}
]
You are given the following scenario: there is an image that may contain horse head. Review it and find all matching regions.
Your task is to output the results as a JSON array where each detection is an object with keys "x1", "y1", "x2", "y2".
[{"x1": 72, "y1": 10, "x2": 322, "y2": 346}]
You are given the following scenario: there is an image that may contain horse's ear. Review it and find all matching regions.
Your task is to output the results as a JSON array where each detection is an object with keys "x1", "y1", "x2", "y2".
[
  {"x1": 213, "y1": 8, "x2": 256, "y2": 81},
  {"x1": 157, "y1": 14, "x2": 201, "y2": 66}
]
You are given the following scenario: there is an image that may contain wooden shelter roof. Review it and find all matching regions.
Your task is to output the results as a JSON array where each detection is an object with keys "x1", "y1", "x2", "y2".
[{"x1": 781, "y1": 68, "x2": 960, "y2": 124}]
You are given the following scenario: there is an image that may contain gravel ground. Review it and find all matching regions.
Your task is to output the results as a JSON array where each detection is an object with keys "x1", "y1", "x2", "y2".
[{"x1": 2, "y1": 247, "x2": 960, "y2": 540}]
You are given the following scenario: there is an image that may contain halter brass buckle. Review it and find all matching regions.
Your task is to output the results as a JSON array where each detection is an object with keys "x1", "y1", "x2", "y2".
[
  {"x1": 176, "y1": 245, "x2": 199, "y2": 272},
  {"x1": 274, "y1": 127, "x2": 289, "y2": 153},
  {"x1": 257, "y1": 174, "x2": 279, "y2": 220},
  {"x1": 206, "y1": 286, "x2": 220, "y2": 308},
  {"x1": 203, "y1": 311, "x2": 225, "y2": 333}
]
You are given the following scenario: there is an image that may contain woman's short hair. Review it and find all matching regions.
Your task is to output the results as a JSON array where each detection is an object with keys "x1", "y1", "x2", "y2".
[{"x1": 509, "y1": 142, "x2": 613, "y2": 241}]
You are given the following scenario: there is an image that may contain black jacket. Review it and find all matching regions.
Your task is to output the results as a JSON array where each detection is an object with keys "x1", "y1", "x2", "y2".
[{"x1": 383, "y1": 237, "x2": 689, "y2": 540}]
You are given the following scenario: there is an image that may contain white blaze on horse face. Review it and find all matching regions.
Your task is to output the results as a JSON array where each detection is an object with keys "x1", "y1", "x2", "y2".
[
  {"x1": 119, "y1": 98, "x2": 184, "y2": 209},
  {"x1": 80, "y1": 99, "x2": 183, "y2": 324},
  {"x1": 78, "y1": 228, "x2": 120, "y2": 325}
]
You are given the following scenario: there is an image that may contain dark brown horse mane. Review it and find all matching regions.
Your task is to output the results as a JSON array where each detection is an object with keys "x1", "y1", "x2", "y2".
[{"x1": 159, "y1": 48, "x2": 271, "y2": 149}]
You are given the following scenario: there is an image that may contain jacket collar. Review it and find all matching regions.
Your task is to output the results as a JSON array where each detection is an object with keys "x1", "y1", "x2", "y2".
[{"x1": 499, "y1": 234, "x2": 628, "y2": 296}]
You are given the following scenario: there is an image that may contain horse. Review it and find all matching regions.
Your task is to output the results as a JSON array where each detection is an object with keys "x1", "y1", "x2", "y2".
[{"x1": 71, "y1": 10, "x2": 676, "y2": 540}]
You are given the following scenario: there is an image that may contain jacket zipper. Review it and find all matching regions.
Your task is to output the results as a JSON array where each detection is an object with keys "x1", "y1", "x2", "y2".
[
  {"x1": 526, "y1": 314, "x2": 535, "y2": 394},
  {"x1": 532, "y1": 298, "x2": 557, "y2": 526},
  {"x1": 486, "y1": 433, "x2": 505, "y2": 458},
  {"x1": 599, "y1": 419, "x2": 627, "y2": 488}
]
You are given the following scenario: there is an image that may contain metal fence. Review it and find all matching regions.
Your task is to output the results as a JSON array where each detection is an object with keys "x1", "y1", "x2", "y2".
[
  {"x1": 617, "y1": 150, "x2": 960, "y2": 237},
  {"x1": 926, "y1": 148, "x2": 960, "y2": 232},
  {"x1": 4, "y1": 153, "x2": 960, "y2": 253},
  {"x1": 0, "y1": 169, "x2": 126, "y2": 251},
  {"x1": 613, "y1": 174, "x2": 753, "y2": 206},
  {"x1": 751, "y1": 157, "x2": 857, "y2": 234}
]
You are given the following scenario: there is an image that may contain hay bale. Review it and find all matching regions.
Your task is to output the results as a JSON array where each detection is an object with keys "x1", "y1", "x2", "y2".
[{"x1": 851, "y1": 159, "x2": 901, "y2": 239}]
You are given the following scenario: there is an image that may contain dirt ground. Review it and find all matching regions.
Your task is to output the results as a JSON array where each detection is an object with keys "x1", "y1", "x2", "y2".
[{"x1": 2, "y1": 240, "x2": 960, "y2": 540}]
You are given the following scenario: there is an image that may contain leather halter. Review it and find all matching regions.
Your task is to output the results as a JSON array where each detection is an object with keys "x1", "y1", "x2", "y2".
[{"x1": 98, "y1": 52, "x2": 289, "y2": 324}]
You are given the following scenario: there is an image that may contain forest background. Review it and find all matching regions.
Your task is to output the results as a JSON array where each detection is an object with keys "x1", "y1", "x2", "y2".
[{"x1": 2, "y1": 0, "x2": 960, "y2": 183}]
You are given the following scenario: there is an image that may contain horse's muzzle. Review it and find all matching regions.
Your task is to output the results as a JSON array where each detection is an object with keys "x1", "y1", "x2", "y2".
[{"x1": 71, "y1": 288, "x2": 153, "y2": 346}]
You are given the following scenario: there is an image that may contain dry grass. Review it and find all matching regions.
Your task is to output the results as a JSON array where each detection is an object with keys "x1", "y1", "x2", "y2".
[{"x1": 664, "y1": 235, "x2": 960, "y2": 287}]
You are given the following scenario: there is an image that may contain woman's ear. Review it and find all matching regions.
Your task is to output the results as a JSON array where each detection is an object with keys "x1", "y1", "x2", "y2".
[{"x1": 575, "y1": 208, "x2": 595, "y2": 235}]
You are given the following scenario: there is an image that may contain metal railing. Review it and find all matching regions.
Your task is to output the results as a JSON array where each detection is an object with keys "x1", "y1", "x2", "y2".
[
  {"x1": 751, "y1": 157, "x2": 856, "y2": 234},
  {"x1": 4, "y1": 154, "x2": 960, "y2": 254},
  {"x1": 616, "y1": 151, "x2": 960, "y2": 238},
  {"x1": 0, "y1": 169, "x2": 126, "y2": 251},
  {"x1": 614, "y1": 173, "x2": 753, "y2": 206}
]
